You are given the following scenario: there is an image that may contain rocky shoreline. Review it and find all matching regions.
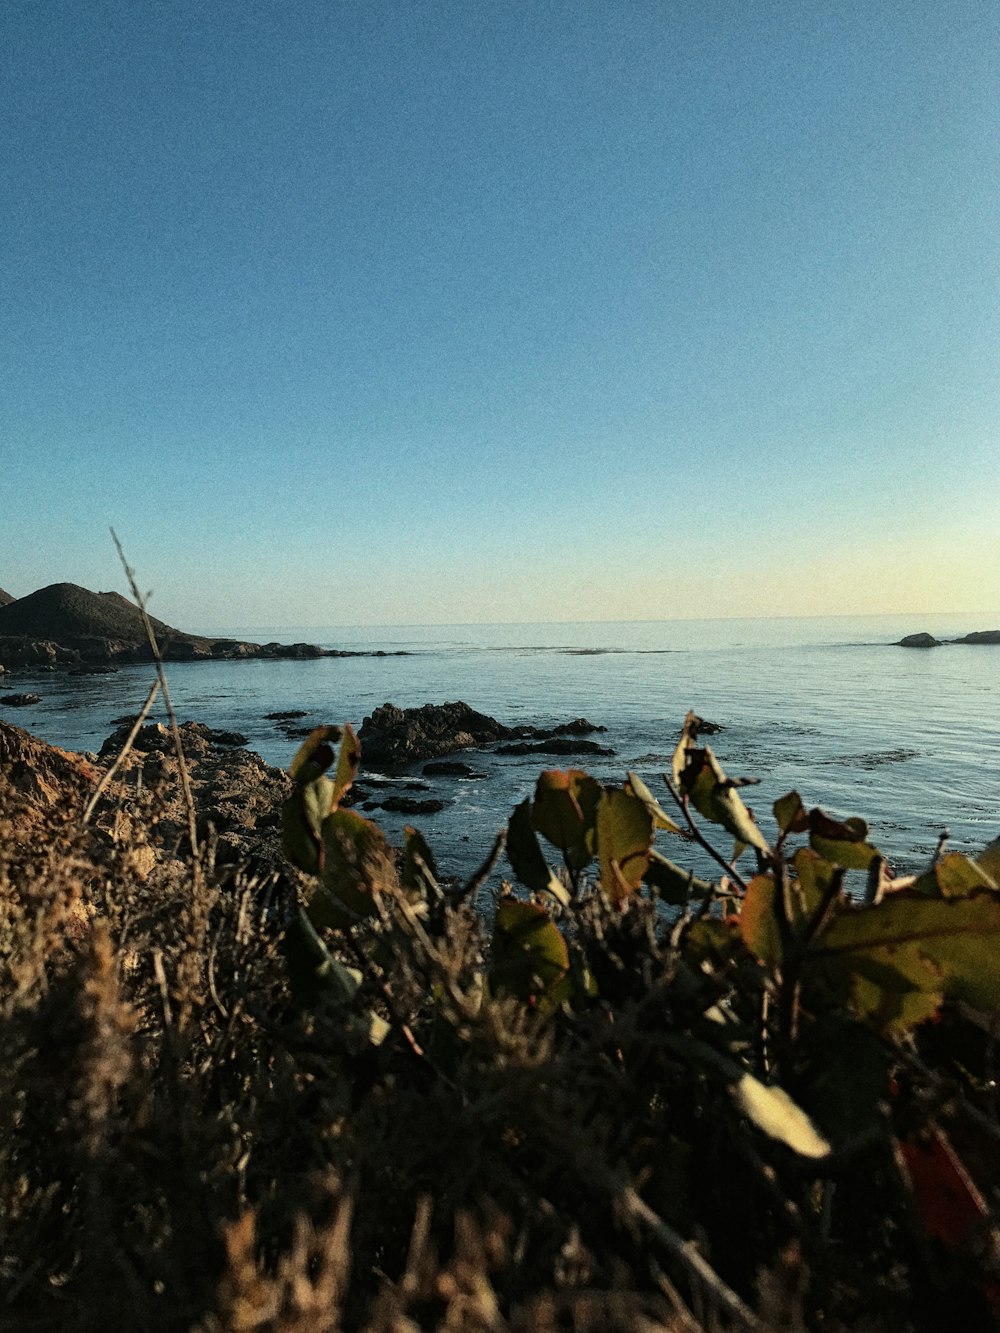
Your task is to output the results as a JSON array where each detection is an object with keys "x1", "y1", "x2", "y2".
[{"x1": 0, "y1": 701, "x2": 622, "y2": 873}]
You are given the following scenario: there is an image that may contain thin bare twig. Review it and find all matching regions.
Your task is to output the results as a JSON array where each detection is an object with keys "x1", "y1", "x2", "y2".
[
  {"x1": 617, "y1": 1183, "x2": 765, "y2": 1330},
  {"x1": 110, "y1": 529, "x2": 200, "y2": 865},
  {"x1": 81, "y1": 679, "x2": 160, "y2": 825}
]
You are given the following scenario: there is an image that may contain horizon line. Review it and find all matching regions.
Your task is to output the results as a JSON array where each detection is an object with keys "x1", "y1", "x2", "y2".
[{"x1": 190, "y1": 608, "x2": 996, "y2": 634}]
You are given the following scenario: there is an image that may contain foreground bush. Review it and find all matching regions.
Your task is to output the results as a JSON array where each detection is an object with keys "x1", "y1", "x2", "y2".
[{"x1": 1, "y1": 712, "x2": 998, "y2": 1331}]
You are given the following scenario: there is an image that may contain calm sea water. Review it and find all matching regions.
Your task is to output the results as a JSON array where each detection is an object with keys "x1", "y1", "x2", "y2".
[{"x1": 4, "y1": 615, "x2": 998, "y2": 883}]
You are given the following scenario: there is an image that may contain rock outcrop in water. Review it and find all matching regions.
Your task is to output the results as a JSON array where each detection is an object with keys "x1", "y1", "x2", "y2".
[
  {"x1": 358, "y1": 701, "x2": 608, "y2": 767},
  {"x1": 953, "y1": 630, "x2": 1000, "y2": 645},
  {"x1": 894, "y1": 630, "x2": 1000, "y2": 648},
  {"x1": 896, "y1": 633, "x2": 942, "y2": 648}
]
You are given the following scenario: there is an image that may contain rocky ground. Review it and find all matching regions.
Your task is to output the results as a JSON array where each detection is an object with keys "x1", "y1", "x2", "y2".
[{"x1": 0, "y1": 715, "x2": 291, "y2": 881}]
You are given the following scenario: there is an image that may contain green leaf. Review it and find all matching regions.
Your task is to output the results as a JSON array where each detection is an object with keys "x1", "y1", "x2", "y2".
[
  {"x1": 774, "y1": 790, "x2": 808, "y2": 837},
  {"x1": 490, "y1": 899, "x2": 569, "y2": 1001},
  {"x1": 789, "y1": 848, "x2": 841, "y2": 930},
  {"x1": 679, "y1": 747, "x2": 770, "y2": 855},
  {"x1": 315, "y1": 808, "x2": 392, "y2": 921},
  {"x1": 671, "y1": 710, "x2": 703, "y2": 789},
  {"x1": 977, "y1": 836, "x2": 1000, "y2": 885},
  {"x1": 531, "y1": 769, "x2": 601, "y2": 873},
  {"x1": 642, "y1": 849, "x2": 712, "y2": 904},
  {"x1": 506, "y1": 797, "x2": 569, "y2": 907},
  {"x1": 733, "y1": 1074, "x2": 830, "y2": 1159},
  {"x1": 281, "y1": 909, "x2": 389, "y2": 1044},
  {"x1": 281, "y1": 776, "x2": 335, "y2": 875},
  {"x1": 625, "y1": 771, "x2": 682, "y2": 833},
  {"x1": 330, "y1": 723, "x2": 361, "y2": 807},
  {"x1": 815, "y1": 891, "x2": 1000, "y2": 1030},
  {"x1": 682, "y1": 917, "x2": 741, "y2": 968},
  {"x1": 289, "y1": 725, "x2": 343, "y2": 783},
  {"x1": 401, "y1": 825, "x2": 439, "y2": 902},
  {"x1": 739, "y1": 874, "x2": 782, "y2": 965},
  {"x1": 914, "y1": 852, "x2": 998, "y2": 899},
  {"x1": 596, "y1": 788, "x2": 654, "y2": 903},
  {"x1": 808, "y1": 809, "x2": 881, "y2": 871},
  {"x1": 282, "y1": 725, "x2": 348, "y2": 875}
]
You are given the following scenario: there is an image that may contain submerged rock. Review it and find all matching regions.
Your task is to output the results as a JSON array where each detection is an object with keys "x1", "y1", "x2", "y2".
[
  {"x1": 423, "y1": 760, "x2": 488, "y2": 778},
  {"x1": 494, "y1": 738, "x2": 615, "y2": 758},
  {"x1": 364, "y1": 795, "x2": 447, "y2": 816},
  {"x1": 1, "y1": 692, "x2": 42, "y2": 706}
]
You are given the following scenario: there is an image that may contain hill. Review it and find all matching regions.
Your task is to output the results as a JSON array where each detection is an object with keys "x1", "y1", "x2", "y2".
[
  {"x1": 0, "y1": 582, "x2": 197, "y2": 647},
  {"x1": 0, "y1": 581, "x2": 336, "y2": 665},
  {"x1": 0, "y1": 587, "x2": 15, "y2": 607}
]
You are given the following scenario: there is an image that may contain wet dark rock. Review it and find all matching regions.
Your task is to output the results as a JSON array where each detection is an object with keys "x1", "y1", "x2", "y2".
[
  {"x1": 952, "y1": 630, "x2": 1000, "y2": 645},
  {"x1": 529, "y1": 718, "x2": 608, "y2": 738},
  {"x1": 494, "y1": 738, "x2": 615, "y2": 758},
  {"x1": 691, "y1": 717, "x2": 723, "y2": 735},
  {"x1": 422, "y1": 760, "x2": 488, "y2": 778},
  {"x1": 259, "y1": 641, "x2": 325, "y2": 659},
  {"x1": 359, "y1": 702, "x2": 513, "y2": 765},
  {"x1": 896, "y1": 633, "x2": 941, "y2": 648},
  {"x1": 201, "y1": 727, "x2": 249, "y2": 747},
  {"x1": 364, "y1": 795, "x2": 447, "y2": 815},
  {"x1": 1, "y1": 692, "x2": 42, "y2": 707},
  {"x1": 69, "y1": 664, "x2": 120, "y2": 675},
  {"x1": 265, "y1": 710, "x2": 309, "y2": 720},
  {"x1": 359, "y1": 701, "x2": 609, "y2": 767}
]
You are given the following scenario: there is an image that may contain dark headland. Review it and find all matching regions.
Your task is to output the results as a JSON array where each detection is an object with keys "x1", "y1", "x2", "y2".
[{"x1": 0, "y1": 582, "x2": 409, "y2": 668}]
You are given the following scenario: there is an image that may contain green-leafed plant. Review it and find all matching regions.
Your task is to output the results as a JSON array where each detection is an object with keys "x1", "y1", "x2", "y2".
[{"x1": 277, "y1": 711, "x2": 1000, "y2": 1329}]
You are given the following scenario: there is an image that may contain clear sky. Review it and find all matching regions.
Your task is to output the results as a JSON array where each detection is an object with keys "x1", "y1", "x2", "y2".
[{"x1": 2, "y1": 0, "x2": 998, "y2": 628}]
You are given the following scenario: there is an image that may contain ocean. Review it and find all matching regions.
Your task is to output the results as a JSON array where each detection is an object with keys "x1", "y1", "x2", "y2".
[{"x1": 4, "y1": 614, "x2": 998, "y2": 885}]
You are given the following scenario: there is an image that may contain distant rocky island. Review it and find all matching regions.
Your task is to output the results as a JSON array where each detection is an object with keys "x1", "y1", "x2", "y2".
[
  {"x1": 0, "y1": 582, "x2": 409, "y2": 669},
  {"x1": 895, "y1": 630, "x2": 1000, "y2": 648}
]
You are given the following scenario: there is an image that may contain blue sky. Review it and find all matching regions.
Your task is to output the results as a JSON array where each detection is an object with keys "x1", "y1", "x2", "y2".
[{"x1": 2, "y1": 0, "x2": 998, "y2": 627}]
